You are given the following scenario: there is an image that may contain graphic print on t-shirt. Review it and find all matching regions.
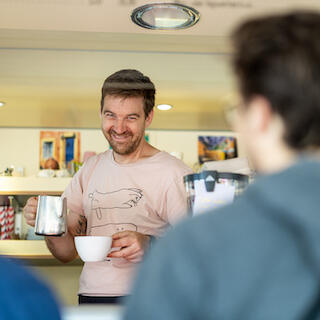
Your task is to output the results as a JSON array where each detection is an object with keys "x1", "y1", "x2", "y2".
[
  {"x1": 88, "y1": 189, "x2": 141, "y2": 266},
  {"x1": 91, "y1": 222, "x2": 137, "y2": 235},
  {"x1": 89, "y1": 188, "x2": 143, "y2": 219}
]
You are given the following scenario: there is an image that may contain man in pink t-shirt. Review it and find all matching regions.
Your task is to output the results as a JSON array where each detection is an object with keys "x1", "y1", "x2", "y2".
[{"x1": 24, "y1": 69, "x2": 192, "y2": 304}]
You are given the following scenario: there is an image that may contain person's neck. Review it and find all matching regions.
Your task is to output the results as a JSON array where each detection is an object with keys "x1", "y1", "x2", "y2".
[
  {"x1": 252, "y1": 139, "x2": 297, "y2": 174},
  {"x1": 113, "y1": 141, "x2": 160, "y2": 164}
]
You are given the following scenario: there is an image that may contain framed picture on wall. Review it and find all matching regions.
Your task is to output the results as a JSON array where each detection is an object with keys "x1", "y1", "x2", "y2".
[
  {"x1": 39, "y1": 131, "x2": 81, "y2": 170},
  {"x1": 198, "y1": 136, "x2": 237, "y2": 164}
]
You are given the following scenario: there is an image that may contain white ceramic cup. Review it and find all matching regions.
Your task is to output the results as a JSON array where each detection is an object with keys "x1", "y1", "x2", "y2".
[{"x1": 75, "y1": 236, "x2": 112, "y2": 262}]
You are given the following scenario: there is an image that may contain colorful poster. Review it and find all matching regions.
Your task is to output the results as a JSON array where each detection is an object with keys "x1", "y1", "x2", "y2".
[
  {"x1": 39, "y1": 131, "x2": 81, "y2": 170},
  {"x1": 198, "y1": 136, "x2": 237, "y2": 164}
]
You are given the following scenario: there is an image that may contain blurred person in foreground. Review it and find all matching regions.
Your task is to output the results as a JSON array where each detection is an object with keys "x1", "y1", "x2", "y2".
[
  {"x1": 0, "y1": 256, "x2": 61, "y2": 319},
  {"x1": 124, "y1": 11, "x2": 320, "y2": 320},
  {"x1": 24, "y1": 69, "x2": 192, "y2": 304}
]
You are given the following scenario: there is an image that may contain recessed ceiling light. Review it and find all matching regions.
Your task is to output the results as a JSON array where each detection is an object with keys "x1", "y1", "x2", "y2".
[
  {"x1": 157, "y1": 104, "x2": 172, "y2": 111},
  {"x1": 131, "y1": 3, "x2": 200, "y2": 30},
  {"x1": 0, "y1": 102, "x2": 5, "y2": 107}
]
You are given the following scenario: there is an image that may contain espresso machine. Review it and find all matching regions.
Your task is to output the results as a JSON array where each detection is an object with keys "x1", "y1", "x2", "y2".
[{"x1": 184, "y1": 169, "x2": 250, "y2": 216}]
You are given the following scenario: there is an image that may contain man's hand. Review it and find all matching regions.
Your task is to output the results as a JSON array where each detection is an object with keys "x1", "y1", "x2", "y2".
[
  {"x1": 108, "y1": 231, "x2": 150, "y2": 263},
  {"x1": 23, "y1": 196, "x2": 38, "y2": 227}
]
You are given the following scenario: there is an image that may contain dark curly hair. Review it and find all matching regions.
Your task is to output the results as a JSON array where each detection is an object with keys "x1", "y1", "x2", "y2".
[
  {"x1": 232, "y1": 11, "x2": 320, "y2": 150},
  {"x1": 100, "y1": 69, "x2": 155, "y2": 118}
]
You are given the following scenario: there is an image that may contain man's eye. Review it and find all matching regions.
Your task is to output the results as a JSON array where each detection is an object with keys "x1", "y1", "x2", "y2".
[
  {"x1": 105, "y1": 113, "x2": 114, "y2": 118},
  {"x1": 128, "y1": 116, "x2": 137, "y2": 120}
]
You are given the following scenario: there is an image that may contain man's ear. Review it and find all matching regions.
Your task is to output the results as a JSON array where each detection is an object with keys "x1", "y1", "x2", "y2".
[
  {"x1": 247, "y1": 95, "x2": 273, "y2": 133},
  {"x1": 145, "y1": 109, "x2": 154, "y2": 128}
]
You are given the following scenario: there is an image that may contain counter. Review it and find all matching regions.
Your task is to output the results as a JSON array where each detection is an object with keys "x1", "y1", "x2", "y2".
[{"x1": 63, "y1": 305, "x2": 123, "y2": 320}]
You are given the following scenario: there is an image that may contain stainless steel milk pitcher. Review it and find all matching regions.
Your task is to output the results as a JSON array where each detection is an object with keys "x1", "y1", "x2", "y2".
[{"x1": 35, "y1": 195, "x2": 67, "y2": 236}]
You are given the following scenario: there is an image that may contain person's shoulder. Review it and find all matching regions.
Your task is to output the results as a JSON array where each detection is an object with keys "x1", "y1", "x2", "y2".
[
  {"x1": 164, "y1": 193, "x2": 265, "y2": 250},
  {"x1": 86, "y1": 150, "x2": 109, "y2": 162},
  {"x1": 0, "y1": 257, "x2": 30, "y2": 280},
  {"x1": 81, "y1": 150, "x2": 109, "y2": 169},
  {"x1": 0, "y1": 257, "x2": 43, "y2": 289},
  {"x1": 0, "y1": 257, "x2": 61, "y2": 311},
  {"x1": 156, "y1": 151, "x2": 193, "y2": 174},
  {"x1": 248, "y1": 158, "x2": 320, "y2": 202}
]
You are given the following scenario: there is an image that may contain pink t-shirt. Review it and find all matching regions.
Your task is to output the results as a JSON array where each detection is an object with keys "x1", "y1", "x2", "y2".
[{"x1": 63, "y1": 150, "x2": 193, "y2": 296}]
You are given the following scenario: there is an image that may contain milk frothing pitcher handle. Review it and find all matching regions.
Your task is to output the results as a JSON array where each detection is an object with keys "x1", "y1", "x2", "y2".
[
  {"x1": 60, "y1": 198, "x2": 67, "y2": 235},
  {"x1": 34, "y1": 195, "x2": 42, "y2": 234},
  {"x1": 56, "y1": 197, "x2": 63, "y2": 218},
  {"x1": 36, "y1": 195, "x2": 41, "y2": 214}
]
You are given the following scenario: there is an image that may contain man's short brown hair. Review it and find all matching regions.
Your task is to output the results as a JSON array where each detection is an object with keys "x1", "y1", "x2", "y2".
[{"x1": 100, "y1": 69, "x2": 156, "y2": 117}]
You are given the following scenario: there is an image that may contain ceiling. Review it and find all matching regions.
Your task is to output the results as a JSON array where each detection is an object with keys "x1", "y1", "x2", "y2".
[{"x1": 0, "y1": 0, "x2": 319, "y2": 130}]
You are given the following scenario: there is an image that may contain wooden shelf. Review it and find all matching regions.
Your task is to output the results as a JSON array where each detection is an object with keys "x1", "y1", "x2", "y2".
[
  {"x1": 0, "y1": 240, "x2": 83, "y2": 266},
  {"x1": 0, "y1": 176, "x2": 71, "y2": 195},
  {"x1": 0, "y1": 177, "x2": 77, "y2": 264},
  {"x1": 0, "y1": 240, "x2": 52, "y2": 258}
]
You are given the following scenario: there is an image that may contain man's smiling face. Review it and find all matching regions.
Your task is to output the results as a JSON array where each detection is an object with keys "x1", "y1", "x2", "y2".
[{"x1": 101, "y1": 95, "x2": 152, "y2": 156}]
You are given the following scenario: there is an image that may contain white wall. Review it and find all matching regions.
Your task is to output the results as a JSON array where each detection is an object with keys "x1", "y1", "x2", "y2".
[
  {"x1": 149, "y1": 130, "x2": 246, "y2": 170},
  {"x1": 0, "y1": 128, "x2": 108, "y2": 176},
  {"x1": 0, "y1": 127, "x2": 246, "y2": 175}
]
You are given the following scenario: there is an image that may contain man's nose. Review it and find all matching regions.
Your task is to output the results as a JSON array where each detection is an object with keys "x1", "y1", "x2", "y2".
[{"x1": 113, "y1": 119, "x2": 126, "y2": 134}]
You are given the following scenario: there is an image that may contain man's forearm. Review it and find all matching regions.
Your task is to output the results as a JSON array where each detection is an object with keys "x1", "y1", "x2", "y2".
[{"x1": 45, "y1": 232, "x2": 77, "y2": 263}]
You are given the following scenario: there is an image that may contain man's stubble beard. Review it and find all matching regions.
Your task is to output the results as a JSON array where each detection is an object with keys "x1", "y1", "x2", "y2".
[{"x1": 104, "y1": 130, "x2": 144, "y2": 156}]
